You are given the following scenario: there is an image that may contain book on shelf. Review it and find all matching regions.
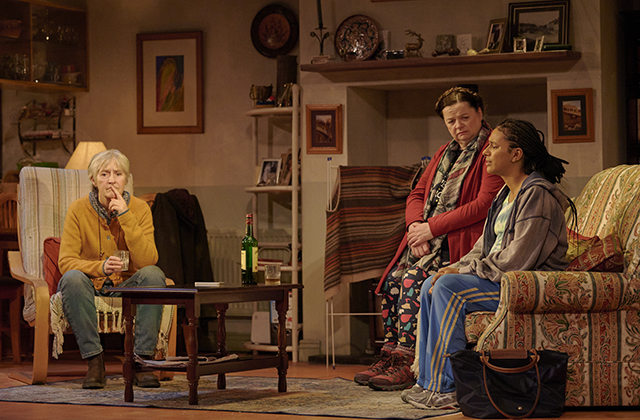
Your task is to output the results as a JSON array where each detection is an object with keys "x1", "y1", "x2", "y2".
[{"x1": 194, "y1": 282, "x2": 223, "y2": 288}]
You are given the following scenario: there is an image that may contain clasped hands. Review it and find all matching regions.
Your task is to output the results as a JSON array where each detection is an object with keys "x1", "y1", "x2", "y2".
[
  {"x1": 407, "y1": 222, "x2": 460, "y2": 294},
  {"x1": 407, "y1": 221, "x2": 434, "y2": 258}
]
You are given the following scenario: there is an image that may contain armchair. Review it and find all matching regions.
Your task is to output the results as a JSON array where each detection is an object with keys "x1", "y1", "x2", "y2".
[
  {"x1": 9, "y1": 167, "x2": 176, "y2": 385},
  {"x1": 473, "y1": 165, "x2": 640, "y2": 406}
]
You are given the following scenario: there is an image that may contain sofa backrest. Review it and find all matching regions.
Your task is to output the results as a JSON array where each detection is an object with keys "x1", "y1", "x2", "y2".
[{"x1": 571, "y1": 164, "x2": 640, "y2": 274}]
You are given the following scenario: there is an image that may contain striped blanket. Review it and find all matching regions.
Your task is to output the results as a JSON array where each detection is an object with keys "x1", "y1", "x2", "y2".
[{"x1": 324, "y1": 164, "x2": 424, "y2": 299}]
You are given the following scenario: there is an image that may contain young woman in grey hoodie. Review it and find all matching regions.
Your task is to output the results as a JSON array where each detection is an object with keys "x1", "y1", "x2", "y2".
[{"x1": 405, "y1": 118, "x2": 575, "y2": 410}]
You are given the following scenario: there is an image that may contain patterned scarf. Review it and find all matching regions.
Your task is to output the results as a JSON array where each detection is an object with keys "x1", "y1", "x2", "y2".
[
  {"x1": 89, "y1": 190, "x2": 131, "y2": 225},
  {"x1": 391, "y1": 120, "x2": 491, "y2": 279}
]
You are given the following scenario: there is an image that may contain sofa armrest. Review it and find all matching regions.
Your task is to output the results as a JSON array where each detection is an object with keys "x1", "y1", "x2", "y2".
[{"x1": 500, "y1": 270, "x2": 640, "y2": 314}]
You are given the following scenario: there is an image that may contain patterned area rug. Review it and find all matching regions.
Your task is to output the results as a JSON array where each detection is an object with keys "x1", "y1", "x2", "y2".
[{"x1": 0, "y1": 375, "x2": 457, "y2": 419}]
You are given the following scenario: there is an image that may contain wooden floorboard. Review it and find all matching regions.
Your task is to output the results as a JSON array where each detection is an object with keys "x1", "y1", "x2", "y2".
[{"x1": 0, "y1": 353, "x2": 637, "y2": 419}]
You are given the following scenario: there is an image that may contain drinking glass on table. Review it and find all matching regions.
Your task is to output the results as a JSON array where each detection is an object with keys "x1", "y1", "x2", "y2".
[{"x1": 264, "y1": 262, "x2": 281, "y2": 285}]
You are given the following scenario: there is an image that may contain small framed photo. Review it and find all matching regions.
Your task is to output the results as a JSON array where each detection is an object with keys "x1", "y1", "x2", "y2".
[
  {"x1": 534, "y1": 35, "x2": 545, "y2": 52},
  {"x1": 257, "y1": 158, "x2": 282, "y2": 186},
  {"x1": 306, "y1": 104, "x2": 343, "y2": 154},
  {"x1": 507, "y1": 1, "x2": 569, "y2": 52},
  {"x1": 513, "y1": 37, "x2": 527, "y2": 52},
  {"x1": 551, "y1": 88, "x2": 594, "y2": 143},
  {"x1": 486, "y1": 18, "x2": 507, "y2": 53}
]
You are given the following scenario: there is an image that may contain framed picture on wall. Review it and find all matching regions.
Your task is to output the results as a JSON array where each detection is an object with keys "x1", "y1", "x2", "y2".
[
  {"x1": 507, "y1": 1, "x2": 569, "y2": 52},
  {"x1": 306, "y1": 104, "x2": 343, "y2": 154},
  {"x1": 136, "y1": 31, "x2": 203, "y2": 134},
  {"x1": 551, "y1": 88, "x2": 594, "y2": 143}
]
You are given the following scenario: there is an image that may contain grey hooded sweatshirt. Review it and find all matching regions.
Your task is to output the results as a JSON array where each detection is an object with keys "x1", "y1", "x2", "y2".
[{"x1": 452, "y1": 171, "x2": 569, "y2": 282}]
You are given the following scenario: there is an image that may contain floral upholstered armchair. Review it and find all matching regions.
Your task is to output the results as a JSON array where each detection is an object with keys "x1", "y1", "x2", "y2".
[{"x1": 467, "y1": 165, "x2": 640, "y2": 406}]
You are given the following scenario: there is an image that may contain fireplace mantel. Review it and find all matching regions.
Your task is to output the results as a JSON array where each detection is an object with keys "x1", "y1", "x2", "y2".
[{"x1": 301, "y1": 50, "x2": 581, "y2": 86}]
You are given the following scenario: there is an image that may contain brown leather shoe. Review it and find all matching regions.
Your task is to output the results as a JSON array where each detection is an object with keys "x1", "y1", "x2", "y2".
[
  {"x1": 134, "y1": 371, "x2": 161, "y2": 388},
  {"x1": 82, "y1": 352, "x2": 106, "y2": 389}
]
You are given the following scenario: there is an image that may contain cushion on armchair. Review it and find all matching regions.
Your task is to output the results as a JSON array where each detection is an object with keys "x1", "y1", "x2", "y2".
[
  {"x1": 566, "y1": 233, "x2": 624, "y2": 272},
  {"x1": 43, "y1": 237, "x2": 62, "y2": 296}
]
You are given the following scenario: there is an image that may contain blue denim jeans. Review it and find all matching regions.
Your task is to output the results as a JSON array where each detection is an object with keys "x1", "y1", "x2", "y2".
[{"x1": 58, "y1": 266, "x2": 166, "y2": 359}]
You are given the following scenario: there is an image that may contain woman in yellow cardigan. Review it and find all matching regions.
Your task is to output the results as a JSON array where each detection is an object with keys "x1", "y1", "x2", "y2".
[{"x1": 58, "y1": 149, "x2": 166, "y2": 389}]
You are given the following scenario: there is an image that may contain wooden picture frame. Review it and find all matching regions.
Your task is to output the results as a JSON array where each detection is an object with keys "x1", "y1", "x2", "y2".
[
  {"x1": 551, "y1": 88, "x2": 594, "y2": 143},
  {"x1": 507, "y1": 1, "x2": 569, "y2": 52},
  {"x1": 486, "y1": 18, "x2": 507, "y2": 53},
  {"x1": 136, "y1": 31, "x2": 203, "y2": 134},
  {"x1": 306, "y1": 104, "x2": 343, "y2": 154},
  {"x1": 257, "y1": 158, "x2": 282, "y2": 186}
]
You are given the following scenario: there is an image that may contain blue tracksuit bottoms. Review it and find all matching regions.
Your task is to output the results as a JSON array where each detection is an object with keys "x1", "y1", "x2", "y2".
[{"x1": 416, "y1": 273, "x2": 501, "y2": 393}]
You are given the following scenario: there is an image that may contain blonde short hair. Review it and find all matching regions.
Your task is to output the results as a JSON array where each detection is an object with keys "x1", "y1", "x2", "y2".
[{"x1": 87, "y1": 149, "x2": 130, "y2": 186}]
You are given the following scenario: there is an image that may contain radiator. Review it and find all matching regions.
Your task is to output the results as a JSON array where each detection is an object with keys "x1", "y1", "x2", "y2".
[{"x1": 208, "y1": 230, "x2": 292, "y2": 316}]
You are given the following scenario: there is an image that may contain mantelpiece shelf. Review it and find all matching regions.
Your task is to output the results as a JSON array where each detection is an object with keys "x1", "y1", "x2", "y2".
[{"x1": 301, "y1": 50, "x2": 581, "y2": 84}]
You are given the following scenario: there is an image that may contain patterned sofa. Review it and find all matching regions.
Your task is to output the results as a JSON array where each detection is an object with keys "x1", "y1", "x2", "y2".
[{"x1": 469, "y1": 165, "x2": 640, "y2": 406}]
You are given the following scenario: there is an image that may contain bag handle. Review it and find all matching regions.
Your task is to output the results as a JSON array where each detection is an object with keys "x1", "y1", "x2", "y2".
[
  {"x1": 481, "y1": 350, "x2": 542, "y2": 419},
  {"x1": 480, "y1": 349, "x2": 540, "y2": 374}
]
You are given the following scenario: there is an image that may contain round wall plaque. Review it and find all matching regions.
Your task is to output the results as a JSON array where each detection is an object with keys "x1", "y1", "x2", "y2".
[{"x1": 251, "y1": 5, "x2": 299, "y2": 58}]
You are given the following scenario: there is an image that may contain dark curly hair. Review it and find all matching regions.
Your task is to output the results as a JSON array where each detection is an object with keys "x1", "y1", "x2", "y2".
[{"x1": 435, "y1": 86, "x2": 484, "y2": 119}]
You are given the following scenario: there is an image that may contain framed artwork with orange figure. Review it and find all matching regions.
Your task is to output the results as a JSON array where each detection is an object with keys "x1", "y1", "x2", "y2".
[{"x1": 137, "y1": 31, "x2": 203, "y2": 134}]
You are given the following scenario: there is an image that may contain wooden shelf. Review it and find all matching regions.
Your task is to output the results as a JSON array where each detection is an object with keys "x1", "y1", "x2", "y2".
[
  {"x1": 245, "y1": 106, "x2": 295, "y2": 117},
  {"x1": 301, "y1": 50, "x2": 582, "y2": 85}
]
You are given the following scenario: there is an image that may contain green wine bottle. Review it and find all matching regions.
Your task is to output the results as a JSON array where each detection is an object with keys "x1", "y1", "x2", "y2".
[{"x1": 241, "y1": 213, "x2": 258, "y2": 285}]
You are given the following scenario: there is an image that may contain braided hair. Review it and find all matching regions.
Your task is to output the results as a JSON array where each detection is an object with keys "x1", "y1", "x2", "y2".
[
  {"x1": 495, "y1": 118, "x2": 568, "y2": 184},
  {"x1": 435, "y1": 86, "x2": 484, "y2": 119},
  {"x1": 497, "y1": 118, "x2": 578, "y2": 235}
]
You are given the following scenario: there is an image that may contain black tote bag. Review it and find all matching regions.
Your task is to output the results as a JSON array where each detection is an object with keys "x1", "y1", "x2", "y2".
[{"x1": 449, "y1": 349, "x2": 569, "y2": 419}]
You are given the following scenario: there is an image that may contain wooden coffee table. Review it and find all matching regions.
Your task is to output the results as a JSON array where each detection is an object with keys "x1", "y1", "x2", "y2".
[{"x1": 112, "y1": 284, "x2": 303, "y2": 405}]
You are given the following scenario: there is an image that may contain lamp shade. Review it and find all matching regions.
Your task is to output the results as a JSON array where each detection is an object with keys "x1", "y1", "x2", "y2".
[{"x1": 65, "y1": 142, "x2": 107, "y2": 170}]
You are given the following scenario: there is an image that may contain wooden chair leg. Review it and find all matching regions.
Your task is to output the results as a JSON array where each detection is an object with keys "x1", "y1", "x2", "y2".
[
  {"x1": 9, "y1": 285, "x2": 50, "y2": 385},
  {"x1": 9, "y1": 285, "x2": 21, "y2": 364}
]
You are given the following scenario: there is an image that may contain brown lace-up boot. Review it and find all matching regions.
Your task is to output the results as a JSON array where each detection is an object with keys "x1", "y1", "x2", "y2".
[
  {"x1": 368, "y1": 345, "x2": 416, "y2": 391},
  {"x1": 354, "y1": 343, "x2": 395, "y2": 385},
  {"x1": 82, "y1": 352, "x2": 106, "y2": 389}
]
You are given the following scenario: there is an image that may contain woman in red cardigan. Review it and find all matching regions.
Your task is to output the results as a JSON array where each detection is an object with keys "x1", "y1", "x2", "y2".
[{"x1": 355, "y1": 87, "x2": 504, "y2": 391}]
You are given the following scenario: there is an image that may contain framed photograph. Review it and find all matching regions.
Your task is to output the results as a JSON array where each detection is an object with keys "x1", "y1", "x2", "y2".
[
  {"x1": 534, "y1": 35, "x2": 545, "y2": 52},
  {"x1": 513, "y1": 37, "x2": 527, "y2": 52},
  {"x1": 551, "y1": 88, "x2": 594, "y2": 143},
  {"x1": 306, "y1": 104, "x2": 343, "y2": 154},
  {"x1": 257, "y1": 158, "x2": 282, "y2": 186},
  {"x1": 136, "y1": 31, "x2": 203, "y2": 134},
  {"x1": 486, "y1": 18, "x2": 507, "y2": 53},
  {"x1": 507, "y1": 1, "x2": 569, "y2": 52}
]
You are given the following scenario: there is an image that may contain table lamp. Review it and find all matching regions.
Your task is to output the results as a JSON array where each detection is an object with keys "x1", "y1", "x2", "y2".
[{"x1": 65, "y1": 141, "x2": 107, "y2": 170}]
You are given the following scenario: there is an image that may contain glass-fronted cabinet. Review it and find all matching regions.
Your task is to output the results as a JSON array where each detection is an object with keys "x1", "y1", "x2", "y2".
[{"x1": 0, "y1": 0, "x2": 87, "y2": 91}]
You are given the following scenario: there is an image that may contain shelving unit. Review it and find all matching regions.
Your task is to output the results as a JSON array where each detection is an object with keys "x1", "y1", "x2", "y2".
[
  {"x1": 0, "y1": 0, "x2": 88, "y2": 92},
  {"x1": 243, "y1": 84, "x2": 301, "y2": 362},
  {"x1": 17, "y1": 97, "x2": 76, "y2": 156}
]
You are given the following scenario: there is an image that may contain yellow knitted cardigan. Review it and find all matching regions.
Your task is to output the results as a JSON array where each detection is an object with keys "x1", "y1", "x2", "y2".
[{"x1": 58, "y1": 194, "x2": 158, "y2": 290}]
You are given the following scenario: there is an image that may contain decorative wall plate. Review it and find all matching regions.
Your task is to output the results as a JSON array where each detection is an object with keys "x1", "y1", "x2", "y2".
[
  {"x1": 334, "y1": 15, "x2": 380, "y2": 62},
  {"x1": 251, "y1": 5, "x2": 299, "y2": 58}
]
